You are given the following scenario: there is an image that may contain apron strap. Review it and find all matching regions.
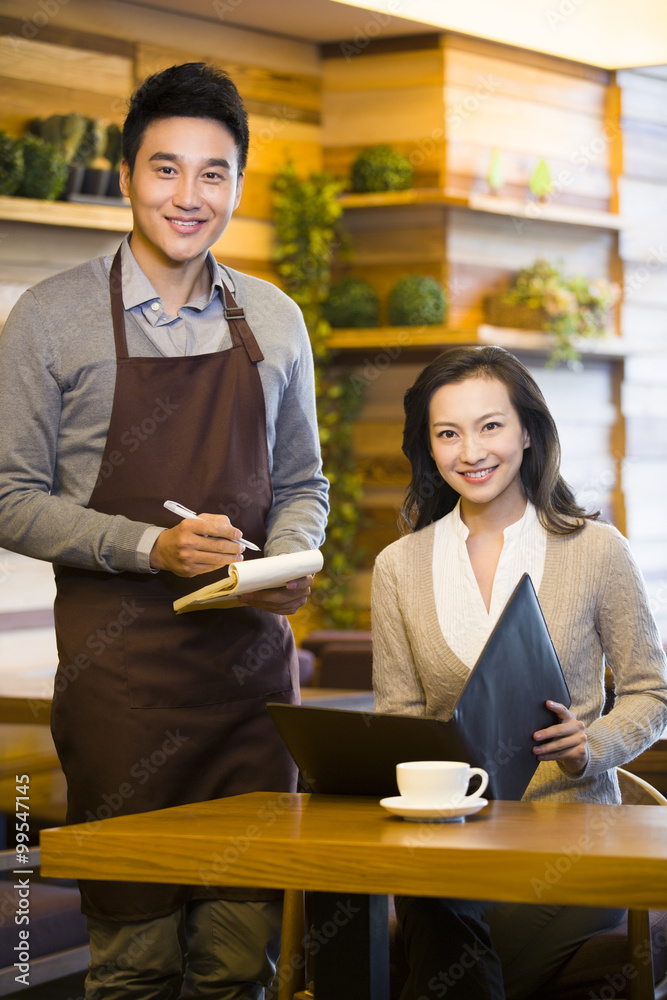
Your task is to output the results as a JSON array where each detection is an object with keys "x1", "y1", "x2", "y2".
[
  {"x1": 111, "y1": 246, "x2": 264, "y2": 365},
  {"x1": 109, "y1": 246, "x2": 129, "y2": 360},
  {"x1": 222, "y1": 283, "x2": 265, "y2": 364}
]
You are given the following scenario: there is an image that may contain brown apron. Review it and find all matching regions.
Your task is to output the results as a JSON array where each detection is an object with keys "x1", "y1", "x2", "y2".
[{"x1": 51, "y1": 247, "x2": 298, "y2": 921}]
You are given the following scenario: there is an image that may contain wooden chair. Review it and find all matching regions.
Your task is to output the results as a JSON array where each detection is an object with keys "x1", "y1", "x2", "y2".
[
  {"x1": 528, "y1": 768, "x2": 667, "y2": 1000},
  {"x1": 276, "y1": 889, "x2": 308, "y2": 1000},
  {"x1": 0, "y1": 847, "x2": 89, "y2": 996},
  {"x1": 278, "y1": 768, "x2": 667, "y2": 1000}
]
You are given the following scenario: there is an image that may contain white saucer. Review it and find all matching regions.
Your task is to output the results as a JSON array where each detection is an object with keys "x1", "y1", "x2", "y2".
[{"x1": 379, "y1": 796, "x2": 489, "y2": 823}]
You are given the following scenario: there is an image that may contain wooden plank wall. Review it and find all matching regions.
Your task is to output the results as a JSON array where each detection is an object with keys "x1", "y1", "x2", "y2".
[
  {"x1": 443, "y1": 36, "x2": 613, "y2": 208},
  {"x1": 322, "y1": 38, "x2": 447, "y2": 189},
  {"x1": 617, "y1": 66, "x2": 667, "y2": 639},
  {"x1": 322, "y1": 37, "x2": 618, "y2": 327},
  {"x1": 323, "y1": 37, "x2": 625, "y2": 622},
  {"x1": 322, "y1": 38, "x2": 449, "y2": 311},
  {"x1": 443, "y1": 36, "x2": 617, "y2": 331}
]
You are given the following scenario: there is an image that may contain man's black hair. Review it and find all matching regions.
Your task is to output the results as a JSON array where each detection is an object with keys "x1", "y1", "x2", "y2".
[{"x1": 122, "y1": 62, "x2": 249, "y2": 174}]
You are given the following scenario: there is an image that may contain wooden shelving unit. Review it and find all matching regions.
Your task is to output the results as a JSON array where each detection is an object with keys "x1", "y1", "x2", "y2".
[
  {"x1": 0, "y1": 195, "x2": 132, "y2": 232},
  {"x1": 476, "y1": 325, "x2": 631, "y2": 359},
  {"x1": 327, "y1": 325, "x2": 472, "y2": 351},
  {"x1": 337, "y1": 189, "x2": 624, "y2": 231},
  {"x1": 0, "y1": 195, "x2": 273, "y2": 272},
  {"x1": 327, "y1": 324, "x2": 631, "y2": 359}
]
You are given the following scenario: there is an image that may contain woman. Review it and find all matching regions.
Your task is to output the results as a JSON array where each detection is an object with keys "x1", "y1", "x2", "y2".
[{"x1": 371, "y1": 346, "x2": 667, "y2": 1000}]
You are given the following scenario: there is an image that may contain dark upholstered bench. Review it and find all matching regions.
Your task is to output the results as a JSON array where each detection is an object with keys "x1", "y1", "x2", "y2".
[
  {"x1": 0, "y1": 849, "x2": 89, "y2": 995},
  {"x1": 301, "y1": 630, "x2": 373, "y2": 689}
]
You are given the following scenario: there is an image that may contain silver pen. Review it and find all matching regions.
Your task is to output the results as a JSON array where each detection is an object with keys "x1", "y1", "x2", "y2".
[{"x1": 163, "y1": 501, "x2": 261, "y2": 551}]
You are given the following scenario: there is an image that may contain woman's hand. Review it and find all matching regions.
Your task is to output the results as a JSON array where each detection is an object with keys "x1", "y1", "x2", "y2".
[{"x1": 533, "y1": 701, "x2": 589, "y2": 775}]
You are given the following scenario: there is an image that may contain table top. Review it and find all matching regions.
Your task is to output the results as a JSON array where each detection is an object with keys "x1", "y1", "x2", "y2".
[{"x1": 41, "y1": 791, "x2": 667, "y2": 909}]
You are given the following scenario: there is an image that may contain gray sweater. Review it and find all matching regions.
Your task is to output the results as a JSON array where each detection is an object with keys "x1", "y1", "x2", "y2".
[
  {"x1": 372, "y1": 519, "x2": 667, "y2": 804},
  {"x1": 0, "y1": 255, "x2": 328, "y2": 573}
]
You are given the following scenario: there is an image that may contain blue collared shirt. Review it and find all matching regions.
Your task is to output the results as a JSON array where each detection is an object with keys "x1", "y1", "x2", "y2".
[{"x1": 119, "y1": 236, "x2": 233, "y2": 356}]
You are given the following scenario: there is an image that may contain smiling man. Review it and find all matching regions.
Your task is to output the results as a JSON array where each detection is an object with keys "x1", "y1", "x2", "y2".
[{"x1": 0, "y1": 63, "x2": 328, "y2": 999}]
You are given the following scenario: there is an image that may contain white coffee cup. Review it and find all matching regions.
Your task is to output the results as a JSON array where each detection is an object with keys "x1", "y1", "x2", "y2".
[{"x1": 396, "y1": 760, "x2": 489, "y2": 807}]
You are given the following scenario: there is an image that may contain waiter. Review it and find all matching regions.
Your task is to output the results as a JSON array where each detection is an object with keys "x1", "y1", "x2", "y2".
[{"x1": 0, "y1": 63, "x2": 328, "y2": 999}]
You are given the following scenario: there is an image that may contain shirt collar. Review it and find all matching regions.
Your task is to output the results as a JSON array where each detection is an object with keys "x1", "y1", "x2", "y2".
[
  {"x1": 449, "y1": 497, "x2": 538, "y2": 542},
  {"x1": 504, "y1": 499, "x2": 538, "y2": 539},
  {"x1": 450, "y1": 500, "x2": 469, "y2": 541},
  {"x1": 118, "y1": 236, "x2": 225, "y2": 312}
]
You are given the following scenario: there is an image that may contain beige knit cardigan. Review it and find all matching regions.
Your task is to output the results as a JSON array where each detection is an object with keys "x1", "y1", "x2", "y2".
[{"x1": 371, "y1": 519, "x2": 667, "y2": 804}]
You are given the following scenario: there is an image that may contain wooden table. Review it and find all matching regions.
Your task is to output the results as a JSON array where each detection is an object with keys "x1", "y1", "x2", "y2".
[
  {"x1": 41, "y1": 792, "x2": 667, "y2": 999},
  {"x1": 40, "y1": 792, "x2": 667, "y2": 907}
]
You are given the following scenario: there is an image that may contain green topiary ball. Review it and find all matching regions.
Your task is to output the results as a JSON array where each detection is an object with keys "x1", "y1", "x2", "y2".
[
  {"x1": 324, "y1": 276, "x2": 380, "y2": 328},
  {"x1": 388, "y1": 275, "x2": 447, "y2": 326},
  {"x1": 0, "y1": 131, "x2": 24, "y2": 196},
  {"x1": 351, "y1": 144, "x2": 414, "y2": 193},
  {"x1": 16, "y1": 136, "x2": 68, "y2": 200}
]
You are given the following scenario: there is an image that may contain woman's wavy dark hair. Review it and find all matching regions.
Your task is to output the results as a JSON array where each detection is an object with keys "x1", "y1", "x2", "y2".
[{"x1": 401, "y1": 346, "x2": 599, "y2": 535}]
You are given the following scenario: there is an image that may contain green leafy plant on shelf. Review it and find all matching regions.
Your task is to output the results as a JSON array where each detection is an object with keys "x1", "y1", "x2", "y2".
[
  {"x1": 273, "y1": 162, "x2": 367, "y2": 628},
  {"x1": 487, "y1": 149, "x2": 505, "y2": 193},
  {"x1": 503, "y1": 258, "x2": 621, "y2": 364},
  {"x1": 324, "y1": 276, "x2": 380, "y2": 328},
  {"x1": 16, "y1": 136, "x2": 68, "y2": 201},
  {"x1": 28, "y1": 113, "x2": 88, "y2": 165},
  {"x1": 529, "y1": 159, "x2": 553, "y2": 199},
  {"x1": 0, "y1": 131, "x2": 24, "y2": 196},
  {"x1": 105, "y1": 123, "x2": 123, "y2": 171},
  {"x1": 388, "y1": 275, "x2": 447, "y2": 326},
  {"x1": 350, "y1": 144, "x2": 414, "y2": 193}
]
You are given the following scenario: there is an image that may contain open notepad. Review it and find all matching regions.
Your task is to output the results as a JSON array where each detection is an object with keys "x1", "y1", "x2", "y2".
[{"x1": 173, "y1": 549, "x2": 323, "y2": 613}]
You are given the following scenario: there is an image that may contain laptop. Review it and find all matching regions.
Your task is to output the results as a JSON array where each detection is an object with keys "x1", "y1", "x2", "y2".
[{"x1": 267, "y1": 574, "x2": 570, "y2": 801}]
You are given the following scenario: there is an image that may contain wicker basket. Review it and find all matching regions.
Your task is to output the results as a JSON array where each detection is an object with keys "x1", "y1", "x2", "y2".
[{"x1": 484, "y1": 295, "x2": 548, "y2": 331}]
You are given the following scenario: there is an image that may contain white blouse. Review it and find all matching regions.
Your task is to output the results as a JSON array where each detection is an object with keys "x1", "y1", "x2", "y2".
[{"x1": 432, "y1": 500, "x2": 547, "y2": 669}]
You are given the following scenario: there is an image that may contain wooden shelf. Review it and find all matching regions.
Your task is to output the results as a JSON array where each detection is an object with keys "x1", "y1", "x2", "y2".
[
  {"x1": 478, "y1": 325, "x2": 644, "y2": 358},
  {"x1": 327, "y1": 324, "x2": 641, "y2": 359},
  {"x1": 338, "y1": 188, "x2": 460, "y2": 210},
  {"x1": 337, "y1": 189, "x2": 624, "y2": 230},
  {"x1": 327, "y1": 326, "x2": 474, "y2": 351},
  {"x1": 466, "y1": 193, "x2": 624, "y2": 230},
  {"x1": 0, "y1": 195, "x2": 132, "y2": 232}
]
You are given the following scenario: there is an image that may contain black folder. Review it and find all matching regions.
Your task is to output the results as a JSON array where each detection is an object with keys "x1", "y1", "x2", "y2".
[{"x1": 267, "y1": 574, "x2": 570, "y2": 800}]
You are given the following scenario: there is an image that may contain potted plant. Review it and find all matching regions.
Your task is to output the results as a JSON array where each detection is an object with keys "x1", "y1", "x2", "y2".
[
  {"x1": 16, "y1": 135, "x2": 68, "y2": 201},
  {"x1": 486, "y1": 258, "x2": 620, "y2": 364},
  {"x1": 350, "y1": 144, "x2": 414, "y2": 193},
  {"x1": 105, "y1": 123, "x2": 123, "y2": 199},
  {"x1": 28, "y1": 114, "x2": 88, "y2": 197},
  {"x1": 80, "y1": 118, "x2": 110, "y2": 196},
  {"x1": 272, "y1": 162, "x2": 366, "y2": 628},
  {"x1": 324, "y1": 276, "x2": 379, "y2": 328},
  {"x1": 387, "y1": 275, "x2": 447, "y2": 326},
  {"x1": 0, "y1": 131, "x2": 24, "y2": 196},
  {"x1": 487, "y1": 149, "x2": 505, "y2": 194},
  {"x1": 529, "y1": 159, "x2": 553, "y2": 201}
]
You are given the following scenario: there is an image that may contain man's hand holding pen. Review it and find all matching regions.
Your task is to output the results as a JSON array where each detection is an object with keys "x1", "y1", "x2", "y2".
[
  {"x1": 150, "y1": 512, "x2": 246, "y2": 577},
  {"x1": 150, "y1": 505, "x2": 314, "y2": 616}
]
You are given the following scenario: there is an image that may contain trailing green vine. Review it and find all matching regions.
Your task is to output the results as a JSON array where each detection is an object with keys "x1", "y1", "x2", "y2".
[{"x1": 272, "y1": 162, "x2": 366, "y2": 627}]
